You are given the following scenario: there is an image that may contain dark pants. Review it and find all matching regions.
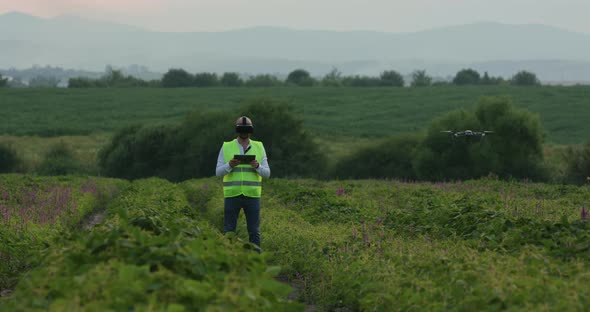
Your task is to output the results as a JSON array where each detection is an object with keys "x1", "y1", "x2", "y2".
[{"x1": 224, "y1": 195, "x2": 261, "y2": 251}]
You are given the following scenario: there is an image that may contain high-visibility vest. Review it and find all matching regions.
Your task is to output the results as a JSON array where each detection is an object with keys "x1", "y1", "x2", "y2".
[{"x1": 222, "y1": 139, "x2": 264, "y2": 198}]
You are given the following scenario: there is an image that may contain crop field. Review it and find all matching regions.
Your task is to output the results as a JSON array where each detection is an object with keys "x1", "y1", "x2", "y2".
[
  {"x1": 2, "y1": 175, "x2": 590, "y2": 310},
  {"x1": 1, "y1": 86, "x2": 589, "y2": 144},
  {"x1": 1, "y1": 85, "x2": 589, "y2": 310}
]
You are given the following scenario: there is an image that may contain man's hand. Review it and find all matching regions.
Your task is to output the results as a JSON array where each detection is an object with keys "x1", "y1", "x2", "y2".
[
  {"x1": 229, "y1": 159, "x2": 240, "y2": 168},
  {"x1": 250, "y1": 159, "x2": 259, "y2": 169}
]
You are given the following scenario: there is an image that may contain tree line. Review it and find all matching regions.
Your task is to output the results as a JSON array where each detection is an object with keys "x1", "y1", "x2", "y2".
[
  {"x1": 0, "y1": 67, "x2": 550, "y2": 89},
  {"x1": 64, "y1": 68, "x2": 541, "y2": 88}
]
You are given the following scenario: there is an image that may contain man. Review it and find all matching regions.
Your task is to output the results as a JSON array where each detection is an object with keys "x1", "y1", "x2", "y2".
[{"x1": 216, "y1": 116, "x2": 270, "y2": 253}]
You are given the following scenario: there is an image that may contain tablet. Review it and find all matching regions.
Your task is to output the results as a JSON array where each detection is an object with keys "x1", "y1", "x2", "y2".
[{"x1": 234, "y1": 154, "x2": 255, "y2": 163}]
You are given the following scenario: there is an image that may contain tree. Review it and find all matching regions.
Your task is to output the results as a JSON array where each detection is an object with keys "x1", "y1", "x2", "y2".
[
  {"x1": 380, "y1": 70, "x2": 405, "y2": 87},
  {"x1": 0, "y1": 74, "x2": 8, "y2": 87},
  {"x1": 98, "y1": 99, "x2": 327, "y2": 180},
  {"x1": 286, "y1": 69, "x2": 314, "y2": 86},
  {"x1": 194, "y1": 72, "x2": 219, "y2": 87},
  {"x1": 511, "y1": 71, "x2": 540, "y2": 86},
  {"x1": 410, "y1": 70, "x2": 432, "y2": 87},
  {"x1": 245, "y1": 74, "x2": 282, "y2": 87},
  {"x1": 453, "y1": 69, "x2": 481, "y2": 85},
  {"x1": 563, "y1": 140, "x2": 590, "y2": 184},
  {"x1": 342, "y1": 75, "x2": 382, "y2": 87},
  {"x1": 0, "y1": 144, "x2": 21, "y2": 173},
  {"x1": 321, "y1": 68, "x2": 343, "y2": 87},
  {"x1": 221, "y1": 72, "x2": 243, "y2": 87},
  {"x1": 161, "y1": 69, "x2": 194, "y2": 88},
  {"x1": 414, "y1": 96, "x2": 546, "y2": 181}
]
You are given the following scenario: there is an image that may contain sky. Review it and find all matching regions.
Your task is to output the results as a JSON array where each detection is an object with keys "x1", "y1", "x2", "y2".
[{"x1": 1, "y1": 0, "x2": 589, "y2": 33}]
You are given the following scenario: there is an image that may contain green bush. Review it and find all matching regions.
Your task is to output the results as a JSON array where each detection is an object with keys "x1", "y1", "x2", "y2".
[
  {"x1": 563, "y1": 140, "x2": 590, "y2": 184},
  {"x1": 414, "y1": 96, "x2": 546, "y2": 181},
  {"x1": 511, "y1": 70, "x2": 541, "y2": 86},
  {"x1": 220, "y1": 72, "x2": 243, "y2": 87},
  {"x1": 245, "y1": 74, "x2": 283, "y2": 87},
  {"x1": 37, "y1": 141, "x2": 82, "y2": 175},
  {"x1": 194, "y1": 72, "x2": 219, "y2": 87},
  {"x1": 238, "y1": 99, "x2": 327, "y2": 178},
  {"x1": 286, "y1": 69, "x2": 315, "y2": 86},
  {"x1": 453, "y1": 68, "x2": 481, "y2": 85},
  {"x1": 331, "y1": 134, "x2": 421, "y2": 179},
  {"x1": 342, "y1": 75, "x2": 382, "y2": 87},
  {"x1": 0, "y1": 144, "x2": 21, "y2": 173},
  {"x1": 380, "y1": 70, "x2": 405, "y2": 87},
  {"x1": 162, "y1": 68, "x2": 194, "y2": 88},
  {"x1": 99, "y1": 99, "x2": 326, "y2": 180},
  {"x1": 410, "y1": 70, "x2": 432, "y2": 87},
  {"x1": 98, "y1": 124, "x2": 180, "y2": 180},
  {"x1": 0, "y1": 74, "x2": 8, "y2": 87}
]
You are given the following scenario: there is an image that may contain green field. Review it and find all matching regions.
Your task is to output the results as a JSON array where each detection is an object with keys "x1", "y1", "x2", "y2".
[
  {"x1": 2, "y1": 86, "x2": 589, "y2": 144},
  {"x1": 3, "y1": 176, "x2": 590, "y2": 310},
  {"x1": 2, "y1": 86, "x2": 590, "y2": 310}
]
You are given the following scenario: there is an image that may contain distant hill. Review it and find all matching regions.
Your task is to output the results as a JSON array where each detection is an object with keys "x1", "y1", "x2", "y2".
[{"x1": 1, "y1": 12, "x2": 590, "y2": 82}]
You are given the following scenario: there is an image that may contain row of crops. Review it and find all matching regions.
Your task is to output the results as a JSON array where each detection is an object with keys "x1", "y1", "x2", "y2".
[
  {"x1": 2, "y1": 175, "x2": 590, "y2": 310},
  {"x1": 1, "y1": 177, "x2": 300, "y2": 311},
  {"x1": 190, "y1": 178, "x2": 590, "y2": 310}
]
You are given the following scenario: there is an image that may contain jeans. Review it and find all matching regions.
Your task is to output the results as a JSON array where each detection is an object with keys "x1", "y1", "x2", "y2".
[{"x1": 224, "y1": 195, "x2": 261, "y2": 251}]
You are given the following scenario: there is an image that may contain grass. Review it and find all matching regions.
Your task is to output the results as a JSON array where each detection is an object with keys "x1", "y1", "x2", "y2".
[{"x1": 1, "y1": 86, "x2": 589, "y2": 144}]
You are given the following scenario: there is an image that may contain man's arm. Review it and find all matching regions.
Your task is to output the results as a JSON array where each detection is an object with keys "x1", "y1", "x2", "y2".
[
  {"x1": 215, "y1": 146, "x2": 232, "y2": 177},
  {"x1": 256, "y1": 145, "x2": 271, "y2": 178}
]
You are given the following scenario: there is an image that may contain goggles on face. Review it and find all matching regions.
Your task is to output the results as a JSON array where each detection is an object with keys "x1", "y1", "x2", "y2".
[
  {"x1": 236, "y1": 125, "x2": 253, "y2": 133},
  {"x1": 236, "y1": 116, "x2": 254, "y2": 133}
]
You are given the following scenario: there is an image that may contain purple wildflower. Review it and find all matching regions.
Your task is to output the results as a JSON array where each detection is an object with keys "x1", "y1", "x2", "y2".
[
  {"x1": 336, "y1": 185, "x2": 344, "y2": 196},
  {"x1": 581, "y1": 206, "x2": 589, "y2": 220}
]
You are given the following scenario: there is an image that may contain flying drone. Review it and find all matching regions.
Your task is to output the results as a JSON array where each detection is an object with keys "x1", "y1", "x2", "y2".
[{"x1": 440, "y1": 130, "x2": 494, "y2": 138}]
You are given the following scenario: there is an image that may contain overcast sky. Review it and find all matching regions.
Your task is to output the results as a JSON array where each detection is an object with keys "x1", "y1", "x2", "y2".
[{"x1": 1, "y1": 0, "x2": 589, "y2": 33}]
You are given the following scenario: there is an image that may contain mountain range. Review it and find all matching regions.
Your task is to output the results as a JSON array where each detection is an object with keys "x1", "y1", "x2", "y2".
[{"x1": 1, "y1": 11, "x2": 590, "y2": 82}]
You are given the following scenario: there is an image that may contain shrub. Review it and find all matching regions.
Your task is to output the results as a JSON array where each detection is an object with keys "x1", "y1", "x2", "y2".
[
  {"x1": 98, "y1": 124, "x2": 179, "y2": 180},
  {"x1": 414, "y1": 96, "x2": 546, "y2": 181},
  {"x1": 245, "y1": 74, "x2": 283, "y2": 87},
  {"x1": 161, "y1": 69, "x2": 194, "y2": 88},
  {"x1": 286, "y1": 69, "x2": 315, "y2": 86},
  {"x1": 0, "y1": 144, "x2": 21, "y2": 173},
  {"x1": 511, "y1": 70, "x2": 540, "y2": 86},
  {"x1": 98, "y1": 99, "x2": 326, "y2": 180},
  {"x1": 453, "y1": 69, "x2": 481, "y2": 85},
  {"x1": 410, "y1": 70, "x2": 432, "y2": 87},
  {"x1": 563, "y1": 140, "x2": 590, "y2": 185},
  {"x1": 0, "y1": 74, "x2": 8, "y2": 87},
  {"x1": 321, "y1": 68, "x2": 343, "y2": 87},
  {"x1": 380, "y1": 70, "x2": 405, "y2": 87},
  {"x1": 68, "y1": 77, "x2": 97, "y2": 88},
  {"x1": 220, "y1": 72, "x2": 243, "y2": 87},
  {"x1": 238, "y1": 99, "x2": 327, "y2": 178},
  {"x1": 37, "y1": 141, "x2": 82, "y2": 175},
  {"x1": 342, "y1": 75, "x2": 382, "y2": 87},
  {"x1": 331, "y1": 134, "x2": 422, "y2": 179},
  {"x1": 194, "y1": 72, "x2": 219, "y2": 87}
]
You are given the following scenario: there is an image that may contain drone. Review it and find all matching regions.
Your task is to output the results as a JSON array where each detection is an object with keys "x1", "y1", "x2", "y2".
[{"x1": 440, "y1": 130, "x2": 494, "y2": 138}]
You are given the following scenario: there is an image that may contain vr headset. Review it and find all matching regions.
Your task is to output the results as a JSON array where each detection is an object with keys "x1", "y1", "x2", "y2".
[{"x1": 236, "y1": 116, "x2": 254, "y2": 133}]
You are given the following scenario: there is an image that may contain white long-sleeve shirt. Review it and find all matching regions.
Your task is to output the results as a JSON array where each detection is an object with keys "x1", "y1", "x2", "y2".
[{"x1": 215, "y1": 139, "x2": 271, "y2": 178}]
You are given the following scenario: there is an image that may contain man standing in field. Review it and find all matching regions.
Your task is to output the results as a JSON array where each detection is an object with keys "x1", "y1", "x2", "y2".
[{"x1": 216, "y1": 116, "x2": 270, "y2": 253}]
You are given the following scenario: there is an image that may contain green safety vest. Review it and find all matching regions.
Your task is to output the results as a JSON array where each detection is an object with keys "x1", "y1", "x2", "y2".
[{"x1": 222, "y1": 139, "x2": 264, "y2": 198}]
